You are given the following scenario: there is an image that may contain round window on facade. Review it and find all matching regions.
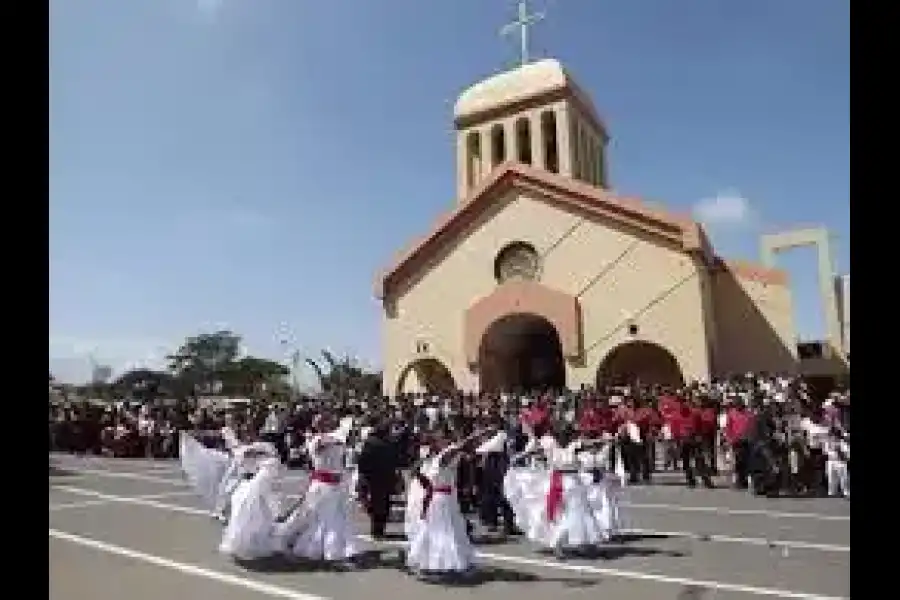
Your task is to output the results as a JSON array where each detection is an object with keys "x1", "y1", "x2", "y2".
[{"x1": 494, "y1": 241, "x2": 541, "y2": 283}]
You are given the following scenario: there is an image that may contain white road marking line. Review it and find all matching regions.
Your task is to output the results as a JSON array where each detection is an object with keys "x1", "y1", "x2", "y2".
[
  {"x1": 61, "y1": 468, "x2": 309, "y2": 487},
  {"x1": 50, "y1": 487, "x2": 848, "y2": 600},
  {"x1": 65, "y1": 465, "x2": 852, "y2": 523},
  {"x1": 50, "y1": 529, "x2": 331, "y2": 600},
  {"x1": 624, "y1": 502, "x2": 850, "y2": 522},
  {"x1": 359, "y1": 534, "x2": 847, "y2": 600},
  {"x1": 50, "y1": 490, "x2": 196, "y2": 511},
  {"x1": 50, "y1": 499, "x2": 125, "y2": 511}
]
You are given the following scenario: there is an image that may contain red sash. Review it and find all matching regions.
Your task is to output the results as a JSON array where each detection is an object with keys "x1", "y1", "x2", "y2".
[
  {"x1": 311, "y1": 470, "x2": 341, "y2": 485},
  {"x1": 545, "y1": 470, "x2": 564, "y2": 522},
  {"x1": 418, "y1": 473, "x2": 453, "y2": 519}
]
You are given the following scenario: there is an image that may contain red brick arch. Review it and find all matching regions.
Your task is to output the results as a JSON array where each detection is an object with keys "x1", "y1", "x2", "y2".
[{"x1": 464, "y1": 280, "x2": 581, "y2": 366}]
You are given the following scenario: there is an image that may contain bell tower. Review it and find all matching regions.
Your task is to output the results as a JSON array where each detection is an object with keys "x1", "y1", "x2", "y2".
[{"x1": 452, "y1": 2, "x2": 610, "y2": 202}]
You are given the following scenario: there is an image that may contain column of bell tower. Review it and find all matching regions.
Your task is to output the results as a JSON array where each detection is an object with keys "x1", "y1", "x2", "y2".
[{"x1": 452, "y1": 59, "x2": 609, "y2": 203}]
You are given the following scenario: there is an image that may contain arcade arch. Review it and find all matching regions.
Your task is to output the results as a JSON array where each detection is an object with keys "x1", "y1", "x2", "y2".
[
  {"x1": 595, "y1": 341, "x2": 684, "y2": 388},
  {"x1": 478, "y1": 313, "x2": 566, "y2": 393},
  {"x1": 395, "y1": 358, "x2": 456, "y2": 397}
]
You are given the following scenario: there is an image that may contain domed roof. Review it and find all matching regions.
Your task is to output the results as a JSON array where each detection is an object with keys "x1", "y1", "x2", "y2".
[{"x1": 453, "y1": 59, "x2": 603, "y2": 129}]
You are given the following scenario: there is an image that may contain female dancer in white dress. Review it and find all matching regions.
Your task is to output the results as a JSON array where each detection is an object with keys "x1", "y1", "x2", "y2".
[
  {"x1": 503, "y1": 423, "x2": 548, "y2": 537},
  {"x1": 180, "y1": 429, "x2": 279, "y2": 524},
  {"x1": 219, "y1": 456, "x2": 285, "y2": 560},
  {"x1": 276, "y1": 414, "x2": 359, "y2": 565},
  {"x1": 510, "y1": 424, "x2": 608, "y2": 557},
  {"x1": 404, "y1": 442, "x2": 433, "y2": 542},
  {"x1": 405, "y1": 427, "x2": 493, "y2": 579},
  {"x1": 577, "y1": 430, "x2": 625, "y2": 541}
]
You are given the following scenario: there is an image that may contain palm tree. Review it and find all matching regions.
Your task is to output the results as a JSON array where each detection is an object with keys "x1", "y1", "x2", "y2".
[{"x1": 304, "y1": 350, "x2": 382, "y2": 398}]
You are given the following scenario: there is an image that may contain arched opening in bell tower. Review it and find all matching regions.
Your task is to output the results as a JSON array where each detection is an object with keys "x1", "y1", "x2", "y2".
[
  {"x1": 490, "y1": 123, "x2": 507, "y2": 168},
  {"x1": 515, "y1": 118, "x2": 532, "y2": 165},
  {"x1": 540, "y1": 111, "x2": 559, "y2": 173},
  {"x1": 466, "y1": 131, "x2": 482, "y2": 190}
]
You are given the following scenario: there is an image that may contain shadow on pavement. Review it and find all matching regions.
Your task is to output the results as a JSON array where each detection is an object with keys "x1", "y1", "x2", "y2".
[
  {"x1": 616, "y1": 532, "x2": 675, "y2": 543},
  {"x1": 419, "y1": 565, "x2": 598, "y2": 588},
  {"x1": 676, "y1": 585, "x2": 711, "y2": 600},
  {"x1": 237, "y1": 549, "x2": 386, "y2": 573},
  {"x1": 581, "y1": 544, "x2": 688, "y2": 560}
]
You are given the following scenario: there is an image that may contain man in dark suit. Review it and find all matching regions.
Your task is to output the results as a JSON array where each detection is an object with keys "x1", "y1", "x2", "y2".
[{"x1": 356, "y1": 423, "x2": 399, "y2": 539}]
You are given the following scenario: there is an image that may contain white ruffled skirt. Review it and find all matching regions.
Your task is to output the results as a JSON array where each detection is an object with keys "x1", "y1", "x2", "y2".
[
  {"x1": 404, "y1": 477, "x2": 426, "y2": 541},
  {"x1": 505, "y1": 468, "x2": 606, "y2": 550},
  {"x1": 503, "y1": 467, "x2": 547, "y2": 535},
  {"x1": 219, "y1": 479, "x2": 281, "y2": 560},
  {"x1": 406, "y1": 490, "x2": 473, "y2": 573},
  {"x1": 275, "y1": 479, "x2": 360, "y2": 561},
  {"x1": 178, "y1": 435, "x2": 231, "y2": 515},
  {"x1": 581, "y1": 472, "x2": 627, "y2": 540}
]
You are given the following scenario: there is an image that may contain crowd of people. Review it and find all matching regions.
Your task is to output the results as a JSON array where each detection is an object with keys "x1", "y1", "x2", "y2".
[
  {"x1": 164, "y1": 373, "x2": 848, "y2": 578},
  {"x1": 50, "y1": 373, "x2": 850, "y2": 578},
  {"x1": 49, "y1": 373, "x2": 850, "y2": 498}
]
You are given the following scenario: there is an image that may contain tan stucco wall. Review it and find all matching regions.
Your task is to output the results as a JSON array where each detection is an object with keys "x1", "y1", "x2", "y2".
[
  {"x1": 382, "y1": 190, "x2": 714, "y2": 395},
  {"x1": 711, "y1": 266, "x2": 798, "y2": 376}
]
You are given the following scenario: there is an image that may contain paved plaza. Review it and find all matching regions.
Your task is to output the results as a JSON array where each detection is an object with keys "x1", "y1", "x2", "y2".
[{"x1": 50, "y1": 455, "x2": 849, "y2": 600}]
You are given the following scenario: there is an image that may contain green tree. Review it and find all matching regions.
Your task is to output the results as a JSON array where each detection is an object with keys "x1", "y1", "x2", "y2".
[
  {"x1": 221, "y1": 356, "x2": 290, "y2": 398},
  {"x1": 167, "y1": 330, "x2": 242, "y2": 396},
  {"x1": 113, "y1": 368, "x2": 176, "y2": 402}
]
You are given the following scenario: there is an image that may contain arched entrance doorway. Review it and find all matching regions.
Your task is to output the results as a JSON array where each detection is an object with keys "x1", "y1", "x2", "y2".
[
  {"x1": 596, "y1": 341, "x2": 684, "y2": 388},
  {"x1": 478, "y1": 313, "x2": 566, "y2": 393},
  {"x1": 395, "y1": 358, "x2": 456, "y2": 397}
]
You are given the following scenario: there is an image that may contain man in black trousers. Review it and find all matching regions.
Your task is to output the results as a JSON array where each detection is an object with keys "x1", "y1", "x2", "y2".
[
  {"x1": 476, "y1": 415, "x2": 523, "y2": 536},
  {"x1": 356, "y1": 423, "x2": 399, "y2": 539}
]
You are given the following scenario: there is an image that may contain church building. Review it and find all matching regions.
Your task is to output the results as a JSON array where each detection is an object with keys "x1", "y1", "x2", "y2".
[{"x1": 375, "y1": 57, "x2": 798, "y2": 396}]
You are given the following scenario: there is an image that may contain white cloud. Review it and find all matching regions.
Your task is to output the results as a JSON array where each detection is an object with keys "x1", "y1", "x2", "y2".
[{"x1": 693, "y1": 190, "x2": 754, "y2": 228}]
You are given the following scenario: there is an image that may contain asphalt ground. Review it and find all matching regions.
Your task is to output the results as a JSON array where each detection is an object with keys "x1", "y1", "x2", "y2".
[{"x1": 49, "y1": 455, "x2": 850, "y2": 600}]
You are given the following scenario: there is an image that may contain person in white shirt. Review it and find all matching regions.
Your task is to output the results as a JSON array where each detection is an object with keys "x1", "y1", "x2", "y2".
[
  {"x1": 475, "y1": 425, "x2": 517, "y2": 535},
  {"x1": 261, "y1": 407, "x2": 286, "y2": 463},
  {"x1": 824, "y1": 429, "x2": 850, "y2": 499}
]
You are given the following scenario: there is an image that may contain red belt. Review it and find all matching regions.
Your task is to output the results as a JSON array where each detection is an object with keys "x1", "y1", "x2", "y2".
[
  {"x1": 420, "y1": 480, "x2": 453, "y2": 519},
  {"x1": 311, "y1": 470, "x2": 341, "y2": 485},
  {"x1": 545, "y1": 470, "x2": 564, "y2": 522}
]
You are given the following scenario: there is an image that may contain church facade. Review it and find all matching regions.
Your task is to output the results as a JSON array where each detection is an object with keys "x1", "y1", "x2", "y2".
[{"x1": 376, "y1": 59, "x2": 798, "y2": 396}]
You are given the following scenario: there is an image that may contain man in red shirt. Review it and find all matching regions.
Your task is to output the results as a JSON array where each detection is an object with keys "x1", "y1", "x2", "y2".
[
  {"x1": 670, "y1": 395, "x2": 714, "y2": 488},
  {"x1": 634, "y1": 398, "x2": 661, "y2": 483},
  {"x1": 689, "y1": 397, "x2": 716, "y2": 488},
  {"x1": 724, "y1": 400, "x2": 755, "y2": 489}
]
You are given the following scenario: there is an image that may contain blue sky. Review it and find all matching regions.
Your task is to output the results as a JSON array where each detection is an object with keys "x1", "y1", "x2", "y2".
[{"x1": 50, "y1": 0, "x2": 849, "y2": 384}]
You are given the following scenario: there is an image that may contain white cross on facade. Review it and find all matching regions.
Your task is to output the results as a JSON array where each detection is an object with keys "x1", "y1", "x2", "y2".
[{"x1": 500, "y1": 0, "x2": 545, "y2": 66}]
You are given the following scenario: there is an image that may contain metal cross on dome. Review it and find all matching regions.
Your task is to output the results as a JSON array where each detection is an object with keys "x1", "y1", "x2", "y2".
[{"x1": 501, "y1": 0, "x2": 546, "y2": 66}]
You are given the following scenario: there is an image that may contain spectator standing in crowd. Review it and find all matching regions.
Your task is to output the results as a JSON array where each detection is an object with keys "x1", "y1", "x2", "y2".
[
  {"x1": 50, "y1": 372, "x2": 850, "y2": 501},
  {"x1": 356, "y1": 422, "x2": 399, "y2": 540}
]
